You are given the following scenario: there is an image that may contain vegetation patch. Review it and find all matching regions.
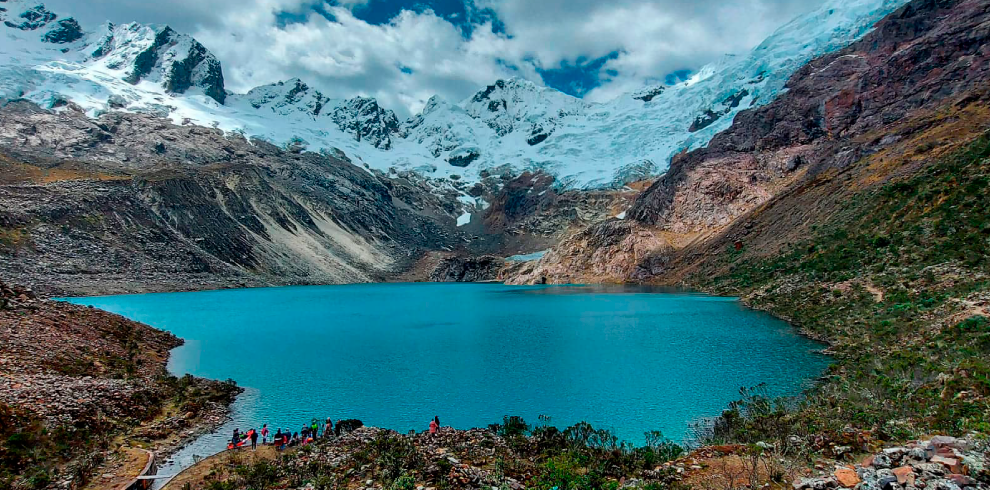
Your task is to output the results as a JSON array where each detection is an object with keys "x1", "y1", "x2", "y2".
[{"x1": 692, "y1": 132, "x2": 990, "y2": 447}]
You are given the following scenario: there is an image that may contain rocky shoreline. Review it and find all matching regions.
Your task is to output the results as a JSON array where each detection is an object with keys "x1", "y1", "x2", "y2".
[
  {"x1": 160, "y1": 424, "x2": 990, "y2": 490},
  {"x1": 0, "y1": 280, "x2": 241, "y2": 490}
]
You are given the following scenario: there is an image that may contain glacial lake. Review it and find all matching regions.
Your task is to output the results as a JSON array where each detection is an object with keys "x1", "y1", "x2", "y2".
[{"x1": 64, "y1": 283, "x2": 829, "y2": 475}]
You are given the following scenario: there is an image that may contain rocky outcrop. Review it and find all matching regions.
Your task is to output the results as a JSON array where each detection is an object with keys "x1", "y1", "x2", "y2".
[
  {"x1": 429, "y1": 255, "x2": 503, "y2": 282},
  {"x1": 2, "y1": 4, "x2": 56, "y2": 30},
  {"x1": 42, "y1": 17, "x2": 82, "y2": 43},
  {"x1": 793, "y1": 436, "x2": 988, "y2": 490},
  {"x1": 329, "y1": 97, "x2": 402, "y2": 150},
  {"x1": 0, "y1": 101, "x2": 463, "y2": 295},
  {"x1": 504, "y1": 219, "x2": 674, "y2": 285},
  {"x1": 481, "y1": 171, "x2": 636, "y2": 238},
  {"x1": 632, "y1": 86, "x2": 665, "y2": 102}
]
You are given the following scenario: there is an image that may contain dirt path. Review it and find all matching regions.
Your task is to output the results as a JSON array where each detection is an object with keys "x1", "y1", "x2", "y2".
[
  {"x1": 82, "y1": 447, "x2": 150, "y2": 490},
  {"x1": 864, "y1": 282, "x2": 884, "y2": 303},
  {"x1": 162, "y1": 446, "x2": 281, "y2": 490}
]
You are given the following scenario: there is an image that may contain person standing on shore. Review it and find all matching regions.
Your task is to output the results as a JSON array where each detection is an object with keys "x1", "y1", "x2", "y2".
[
  {"x1": 311, "y1": 419, "x2": 319, "y2": 439},
  {"x1": 429, "y1": 417, "x2": 438, "y2": 435},
  {"x1": 325, "y1": 418, "x2": 334, "y2": 438},
  {"x1": 250, "y1": 428, "x2": 259, "y2": 450},
  {"x1": 261, "y1": 424, "x2": 269, "y2": 444}
]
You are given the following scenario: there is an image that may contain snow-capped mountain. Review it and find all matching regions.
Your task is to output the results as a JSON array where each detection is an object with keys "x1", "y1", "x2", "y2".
[
  {"x1": 228, "y1": 79, "x2": 402, "y2": 149},
  {"x1": 87, "y1": 22, "x2": 226, "y2": 104},
  {"x1": 0, "y1": 0, "x2": 910, "y2": 188}
]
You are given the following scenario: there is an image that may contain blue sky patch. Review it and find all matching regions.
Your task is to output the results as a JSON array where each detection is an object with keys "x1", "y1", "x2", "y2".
[
  {"x1": 336, "y1": 0, "x2": 503, "y2": 36},
  {"x1": 275, "y1": 1, "x2": 337, "y2": 27},
  {"x1": 664, "y1": 69, "x2": 692, "y2": 85},
  {"x1": 536, "y1": 51, "x2": 621, "y2": 98}
]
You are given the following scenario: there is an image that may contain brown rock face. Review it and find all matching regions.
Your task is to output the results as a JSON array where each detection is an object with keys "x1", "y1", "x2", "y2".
[
  {"x1": 632, "y1": 0, "x2": 990, "y2": 228},
  {"x1": 504, "y1": 219, "x2": 676, "y2": 285}
]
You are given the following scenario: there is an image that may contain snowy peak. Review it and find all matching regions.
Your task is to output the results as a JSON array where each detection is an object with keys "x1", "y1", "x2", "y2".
[
  {"x1": 462, "y1": 77, "x2": 588, "y2": 144},
  {"x1": 326, "y1": 96, "x2": 401, "y2": 150},
  {"x1": 236, "y1": 78, "x2": 328, "y2": 117},
  {"x1": 86, "y1": 22, "x2": 226, "y2": 104},
  {"x1": 229, "y1": 78, "x2": 401, "y2": 149},
  {"x1": 402, "y1": 95, "x2": 482, "y2": 161}
]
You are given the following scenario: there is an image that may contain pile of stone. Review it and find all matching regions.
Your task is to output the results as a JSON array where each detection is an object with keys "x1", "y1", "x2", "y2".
[
  {"x1": 0, "y1": 280, "x2": 37, "y2": 310},
  {"x1": 793, "y1": 436, "x2": 988, "y2": 489},
  {"x1": 0, "y1": 372, "x2": 159, "y2": 426}
]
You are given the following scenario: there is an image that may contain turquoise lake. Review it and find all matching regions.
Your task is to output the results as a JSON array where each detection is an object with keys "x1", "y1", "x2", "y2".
[{"x1": 64, "y1": 283, "x2": 829, "y2": 471}]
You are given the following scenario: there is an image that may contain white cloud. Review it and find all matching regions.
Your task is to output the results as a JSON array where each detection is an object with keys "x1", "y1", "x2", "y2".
[{"x1": 40, "y1": 0, "x2": 828, "y2": 117}]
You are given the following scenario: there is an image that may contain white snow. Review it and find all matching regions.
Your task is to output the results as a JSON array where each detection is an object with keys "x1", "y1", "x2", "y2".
[
  {"x1": 616, "y1": 211, "x2": 627, "y2": 220},
  {"x1": 456, "y1": 212, "x2": 472, "y2": 227},
  {"x1": 0, "y1": 0, "x2": 910, "y2": 188}
]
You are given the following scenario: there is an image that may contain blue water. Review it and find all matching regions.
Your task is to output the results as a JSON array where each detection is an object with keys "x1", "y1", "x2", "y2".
[{"x1": 63, "y1": 283, "x2": 828, "y2": 473}]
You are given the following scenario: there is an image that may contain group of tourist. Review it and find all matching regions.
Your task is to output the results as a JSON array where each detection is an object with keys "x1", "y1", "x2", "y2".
[
  {"x1": 228, "y1": 418, "x2": 336, "y2": 451},
  {"x1": 227, "y1": 416, "x2": 444, "y2": 451}
]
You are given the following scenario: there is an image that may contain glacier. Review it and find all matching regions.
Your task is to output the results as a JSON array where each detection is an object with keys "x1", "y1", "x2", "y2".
[{"x1": 0, "y1": 0, "x2": 910, "y2": 189}]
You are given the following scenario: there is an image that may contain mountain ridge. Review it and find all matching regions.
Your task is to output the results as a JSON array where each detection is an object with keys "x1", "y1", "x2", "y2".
[{"x1": 0, "y1": 0, "x2": 910, "y2": 188}]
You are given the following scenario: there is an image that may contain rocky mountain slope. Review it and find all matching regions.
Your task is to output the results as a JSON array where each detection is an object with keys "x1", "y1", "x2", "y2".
[
  {"x1": 505, "y1": 0, "x2": 990, "y2": 449},
  {"x1": 0, "y1": 0, "x2": 910, "y2": 188},
  {"x1": 509, "y1": 0, "x2": 990, "y2": 286},
  {"x1": 0, "y1": 100, "x2": 469, "y2": 296}
]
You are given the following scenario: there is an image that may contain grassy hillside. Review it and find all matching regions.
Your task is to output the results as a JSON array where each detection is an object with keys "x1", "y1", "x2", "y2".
[{"x1": 687, "y1": 98, "x2": 990, "y2": 448}]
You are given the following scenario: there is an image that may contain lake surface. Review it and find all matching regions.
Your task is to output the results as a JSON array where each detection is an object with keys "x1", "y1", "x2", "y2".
[{"x1": 64, "y1": 283, "x2": 829, "y2": 476}]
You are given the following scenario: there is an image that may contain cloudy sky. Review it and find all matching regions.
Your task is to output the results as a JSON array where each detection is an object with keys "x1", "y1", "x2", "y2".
[{"x1": 43, "y1": 0, "x2": 827, "y2": 118}]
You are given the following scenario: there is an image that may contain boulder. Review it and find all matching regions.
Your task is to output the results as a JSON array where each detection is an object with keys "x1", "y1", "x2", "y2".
[
  {"x1": 834, "y1": 467, "x2": 860, "y2": 487},
  {"x1": 891, "y1": 466, "x2": 915, "y2": 486},
  {"x1": 931, "y1": 455, "x2": 963, "y2": 474}
]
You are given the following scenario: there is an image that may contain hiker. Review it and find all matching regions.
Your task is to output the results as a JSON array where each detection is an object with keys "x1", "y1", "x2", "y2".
[
  {"x1": 434, "y1": 416, "x2": 440, "y2": 429},
  {"x1": 250, "y1": 428, "x2": 259, "y2": 450},
  {"x1": 325, "y1": 418, "x2": 334, "y2": 438},
  {"x1": 429, "y1": 417, "x2": 438, "y2": 435},
  {"x1": 274, "y1": 428, "x2": 283, "y2": 449},
  {"x1": 311, "y1": 419, "x2": 319, "y2": 439},
  {"x1": 232, "y1": 428, "x2": 241, "y2": 446},
  {"x1": 261, "y1": 424, "x2": 269, "y2": 444}
]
